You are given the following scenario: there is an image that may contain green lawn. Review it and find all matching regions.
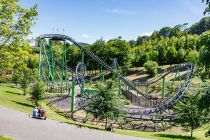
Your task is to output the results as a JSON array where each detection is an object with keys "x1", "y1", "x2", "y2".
[
  {"x1": 0, "y1": 84, "x2": 209, "y2": 140},
  {"x1": 0, "y1": 136, "x2": 12, "y2": 140},
  {"x1": 115, "y1": 125, "x2": 210, "y2": 140}
]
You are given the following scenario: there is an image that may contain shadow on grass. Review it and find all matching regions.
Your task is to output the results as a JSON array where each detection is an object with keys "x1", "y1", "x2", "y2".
[
  {"x1": 12, "y1": 100, "x2": 34, "y2": 108},
  {"x1": 154, "y1": 134, "x2": 196, "y2": 140},
  {"x1": 1, "y1": 84, "x2": 21, "y2": 89},
  {"x1": 55, "y1": 110, "x2": 67, "y2": 117},
  {"x1": 5, "y1": 90, "x2": 22, "y2": 96},
  {"x1": 62, "y1": 121, "x2": 105, "y2": 131},
  {"x1": 52, "y1": 109, "x2": 104, "y2": 131}
]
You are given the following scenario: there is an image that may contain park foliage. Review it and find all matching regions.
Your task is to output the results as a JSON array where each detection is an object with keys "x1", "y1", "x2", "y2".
[
  {"x1": 84, "y1": 79, "x2": 126, "y2": 129},
  {"x1": 0, "y1": 0, "x2": 209, "y2": 136},
  {"x1": 174, "y1": 89, "x2": 210, "y2": 137},
  {"x1": 143, "y1": 61, "x2": 158, "y2": 77}
]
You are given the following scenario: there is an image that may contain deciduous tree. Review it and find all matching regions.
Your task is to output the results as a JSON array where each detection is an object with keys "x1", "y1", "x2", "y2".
[
  {"x1": 0, "y1": 0, "x2": 38, "y2": 74},
  {"x1": 85, "y1": 80, "x2": 126, "y2": 130},
  {"x1": 174, "y1": 93, "x2": 205, "y2": 137}
]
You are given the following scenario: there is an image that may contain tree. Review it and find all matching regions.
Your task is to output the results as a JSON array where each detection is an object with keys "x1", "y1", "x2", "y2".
[
  {"x1": 170, "y1": 24, "x2": 185, "y2": 37},
  {"x1": 28, "y1": 80, "x2": 46, "y2": 106},
  {"x1": 158, "y1": 27, "x2": 172, "y2": 37},
  {"x1": 150, "y1": 31, "x2": 159, "y2": 40},
  {"x1": 143, "y1": 61, "x2": 158, "y2": 77},
  {"x1": 51, "y1": 41, "x2": 63, "y2": 63},
  {"x1": 185, "y1": 50, "x2": 199, "y2": 64},
  {"x1": 128, "y1": 40, "x2": 136, "y2": 47},
  {"x1": 105, "y1": 39, "x2": 132, "y2": 72},
  {"x1": 197, "y1": 30, "x2": 210, "y2": 79},
  {"x1": 176, "y1": 49, "x2": 186, "y2": 63},
  {"x1": 150, "y1": 50, "x2": 159, "y2": 61},
  {"x1": 10, "y1": 46, "x2": 38, "y2": 93},
  {"x1": 143, "y1": 52, "x2": 150, "y2": 63},
  {"x1": 166, "y1": 46, "x2": 177, "y2": 65},
  {"x1": 12, "y1": 72, "x2": 20, "y2": 87},
  {"x1": 136, "y1": 36, "x2": 150, "y2": 46},
  {"x1": 189, "y1": 17, "x2": 210, "y2": 35},
  {"x1": 202, "y1": 0, "x2": 210, "y2": 15},
  {"x1": 131, "y1": 46, "x2": 146, "y2": 67},
  {"x1": 66, "y1": 44, "x2": 81, "y2": 68},
  {"x1": 174, "y1": 93, "x2": 205, "y2": 137},
  {"x1": 85, "y1": 80, "x2": 126, "y2": 130},
  {"x1": 0, "y1": 0, "x2": 37, "y2": 46},
  {"x1": 87, "y1": 39, "x2": 106, "y2": 70},
  {"x1": 197, "y1": 88, "x2": 210, "y2": 116},
  {"x1": 0, "y1": 0, "x2": 38, "y2": 73},
  {"x1": 158, "y1": 45, "x2": 167, "y2": 65},
  {"x1": 18, "y1": 69, "x2": 37, "y2": 95}
]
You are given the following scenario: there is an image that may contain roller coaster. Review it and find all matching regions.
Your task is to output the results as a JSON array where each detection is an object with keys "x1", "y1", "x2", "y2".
[{"x1": 37, "y1": 34, "x2": 197, "y2": 122}]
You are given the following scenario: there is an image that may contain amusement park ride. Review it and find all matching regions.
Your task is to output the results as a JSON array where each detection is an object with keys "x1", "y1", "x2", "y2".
[{"x1": 37, "y1": 34, "x2": 207, "y2": 122}]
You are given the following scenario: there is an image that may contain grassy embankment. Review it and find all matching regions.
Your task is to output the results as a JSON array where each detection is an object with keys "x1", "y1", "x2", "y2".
[
  {"x1": 0, "y1": 136, "x2": 12, "y2": 140},
  {"x1": 0, "y1": 84, "x2": 209, "y2": 140}
]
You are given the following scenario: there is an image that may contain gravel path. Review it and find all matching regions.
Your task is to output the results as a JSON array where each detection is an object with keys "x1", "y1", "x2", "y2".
[{"x1": 0, "y1": 106, "x2": 151, "y2": 140}]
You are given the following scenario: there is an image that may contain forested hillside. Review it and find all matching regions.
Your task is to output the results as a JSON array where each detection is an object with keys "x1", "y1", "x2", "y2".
[{"x1": 64, "y1": 17, "x2": 210, "y2": 74}]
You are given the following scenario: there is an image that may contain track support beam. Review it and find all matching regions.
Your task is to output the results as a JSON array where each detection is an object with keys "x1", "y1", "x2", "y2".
[
  {"x1": 162, "y1": 76, "x2": 165, "y2": 98},
  {"x1": 71, "y1": 79, "x2": 75, "y2": 112},
  {"x1": 146, "y1": 81, "x2": 149, "y2": 95}
]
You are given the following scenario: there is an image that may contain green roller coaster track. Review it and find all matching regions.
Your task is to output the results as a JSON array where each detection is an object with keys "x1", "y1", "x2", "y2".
[{"x1": 37, "y1": 34, "x2": 209, "y2": 121}]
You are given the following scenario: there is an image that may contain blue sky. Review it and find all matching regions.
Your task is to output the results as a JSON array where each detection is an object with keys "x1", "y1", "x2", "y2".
[{"x1": 20, "y1": 0, "x2": 206, "y2": 44}]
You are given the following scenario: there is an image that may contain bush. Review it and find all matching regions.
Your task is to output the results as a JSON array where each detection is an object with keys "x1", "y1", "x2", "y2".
[{"x1": 143, "y1": 61, "x2": 159, "y2": 77}]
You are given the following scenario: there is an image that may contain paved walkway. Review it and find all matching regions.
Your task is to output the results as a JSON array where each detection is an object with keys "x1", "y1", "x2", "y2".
[{"x1": 0, "y1": 106, "x2": 151, "y2": 140}]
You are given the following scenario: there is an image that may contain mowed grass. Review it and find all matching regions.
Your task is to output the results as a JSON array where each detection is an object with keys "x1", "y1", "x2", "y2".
[
  {"x1": 0, "y1": 84, "x2": 79, "y2": 122},
  {"x1": 0, "y1": 85, "x2": 32, "y2": 113},
  {"x1": 0, "y1": 84, "x2": 105, "y2": 128},
  {"x1": 0, "y1": 136, "x2": 12, "y2": 140},
  {"x1": 115, "y1": 124, "x2": 210, "y2": 140},
  {"x1": 0, "y1": 84, "x2": 209, "y2": 140}
]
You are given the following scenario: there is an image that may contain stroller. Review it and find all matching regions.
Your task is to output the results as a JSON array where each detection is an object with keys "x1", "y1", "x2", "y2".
[{"x1": 30, "y1": 107, "x2": 47, "y2": 120}]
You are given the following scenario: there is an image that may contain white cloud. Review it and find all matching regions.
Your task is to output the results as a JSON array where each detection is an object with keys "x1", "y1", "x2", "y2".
[
  {"x1": 105, "y1": 8, "x2": 135, "y2": 15},
  {"x1": 140, "y1": 32, "x2": 153, "y2": 36},
  {"x1": 81, "y1": 34, "x2": 90, "y2": 38}
]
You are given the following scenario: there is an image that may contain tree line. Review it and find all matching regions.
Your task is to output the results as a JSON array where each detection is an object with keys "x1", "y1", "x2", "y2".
[
  {"x1": 0, "y1": 0, "x2": 209, "y2": 84},
  {"x1": 61, "y1": 17, "x2": 209, "y2": 78}
]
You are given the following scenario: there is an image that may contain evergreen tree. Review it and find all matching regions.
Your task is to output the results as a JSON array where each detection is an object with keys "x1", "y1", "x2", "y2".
[{"x1": 28, "y1": 79, "x2": 46, "y2": 106}]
